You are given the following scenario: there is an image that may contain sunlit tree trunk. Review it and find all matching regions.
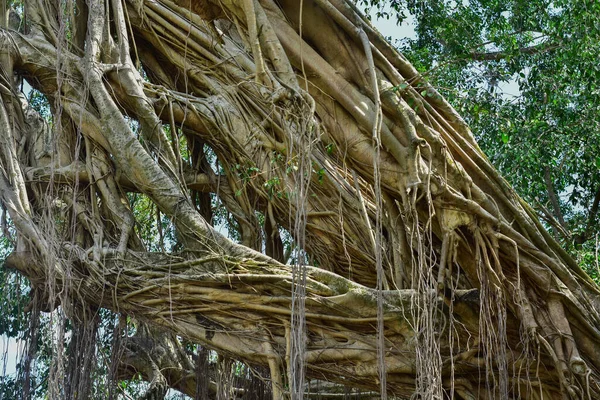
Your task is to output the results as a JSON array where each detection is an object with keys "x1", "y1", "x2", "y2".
[{"x1": 1, "y1": 0, "x2": 599, "y2": 398}]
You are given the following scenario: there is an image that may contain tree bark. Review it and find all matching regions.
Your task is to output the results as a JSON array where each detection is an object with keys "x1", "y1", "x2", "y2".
[{"x1": 0, "y1": 0, "x2": 599, "y2": 398}]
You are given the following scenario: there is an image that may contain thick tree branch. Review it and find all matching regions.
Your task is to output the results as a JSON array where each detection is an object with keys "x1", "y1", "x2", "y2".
[
  {"x1": 584, "y1": 185, "x2": 600, "y2": 240},
  {"x1": 7, "y1": 249, "x2": 543, "y2": 398},
  {"x1": 1, "y1": 1, "x2": 600, "y2": 398},
  {"x1": 544, "y1": 166, "x2": 567, "y2": 229},
  {"x1": 470, "y1": 41, "x2": 560, "y2": 61}
]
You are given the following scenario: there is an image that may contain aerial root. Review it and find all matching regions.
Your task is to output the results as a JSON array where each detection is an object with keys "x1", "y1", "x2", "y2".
[
  {"x1": 265, "y1": 331, "x2": 284, "y2": 400},
  {"x1": 436, "y1": 231, "x2": 452, "y2": 295},
  {"x1": 241, "y1": 0, "x2": 270, "y2": 87}
]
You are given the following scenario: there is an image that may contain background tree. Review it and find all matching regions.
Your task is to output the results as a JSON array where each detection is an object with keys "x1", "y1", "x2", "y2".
[
  {"x1": 0, "y1": 0, "x2": 599, "y2": 399},
  {"x1": 364, "y1": 0, "x2": 600, "y2": 274}
]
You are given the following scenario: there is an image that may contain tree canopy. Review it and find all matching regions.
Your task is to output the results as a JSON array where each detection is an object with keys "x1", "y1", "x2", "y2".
[
  {"x1": 366, "y1": 0, "x2": 600, "y2": 268},
  {"x1": 1, "y1": 0, "x2": 599, "y2": 399}
]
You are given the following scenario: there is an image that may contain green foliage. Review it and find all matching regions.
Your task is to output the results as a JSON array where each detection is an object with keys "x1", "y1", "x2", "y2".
[
  {"x1": 3, "y1": 1, "x2": 599, "y2": 397},
  {"x1": 578, "y1": 236, "x2": 600, "y2": 282},
  {"x1": 264, "y1": 176, "x2": 282, "y2": 198},
  {"x1": 212, "y1": 193, "x2": 242, "y2": 243},
  {"x1": 365, "y1": 0, "x2": 600, "y2": 282},
  {"x1": 27, "y1": 89, "x2": 51, "y2": 121},
  {"x1": 129, "y1": 193, "x2": 178, "y2": 252},
  {"x1": 233, "y1": 163, "x2": 261, "y2": 185},
  {"x1": 0, "y1": 268, "x2": 30, "y2": 338}
]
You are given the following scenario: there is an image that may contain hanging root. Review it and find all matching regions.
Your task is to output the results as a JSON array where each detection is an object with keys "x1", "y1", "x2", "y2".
[
  {"x1": 265, "y1": 334, "x2": 285, "y2": 400},
  {"x1": 1, "y1": 0, "x2": 600, "y2": 398}
]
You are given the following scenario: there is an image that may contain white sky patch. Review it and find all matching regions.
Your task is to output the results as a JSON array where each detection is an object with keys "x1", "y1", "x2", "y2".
[
  {"x1": 1, "y1": 336, "x2": 24, "y2": 377},
  {"x1": 370, "y1": 6, "x2": 417, "y2": 41},
  {"x1": 370, "y1": 7, "x2": 522, "y2": 100},
  {"x1": 498, "y1": 78, "x2": 521, "y2": 99}
]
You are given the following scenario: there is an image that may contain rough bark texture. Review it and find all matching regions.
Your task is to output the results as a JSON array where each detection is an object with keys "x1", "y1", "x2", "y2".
[{"x1": 0, "y1": 0, "x2": 599, "y2": 399}]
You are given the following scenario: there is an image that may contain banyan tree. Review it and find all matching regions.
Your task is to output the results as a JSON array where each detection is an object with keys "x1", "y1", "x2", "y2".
[{"x1": 0, "y1": 0, "x2": 599, "y2": 398}]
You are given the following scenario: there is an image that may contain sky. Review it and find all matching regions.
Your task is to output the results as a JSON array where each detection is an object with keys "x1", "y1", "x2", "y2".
[
  {"x1": 1, "y1": 332, "x2": 22, "y2": 385},
  {"x1": 369, "y1": 5, "x2": 520, "y2": 98},
  {"x1": 370, "y1": 6, "x2": 417, "y2": 41}
]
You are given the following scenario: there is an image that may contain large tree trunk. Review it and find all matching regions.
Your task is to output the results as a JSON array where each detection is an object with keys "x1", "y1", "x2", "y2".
[{"x1": 1, "y1": 0, "x2": 599, "y2": 398}]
